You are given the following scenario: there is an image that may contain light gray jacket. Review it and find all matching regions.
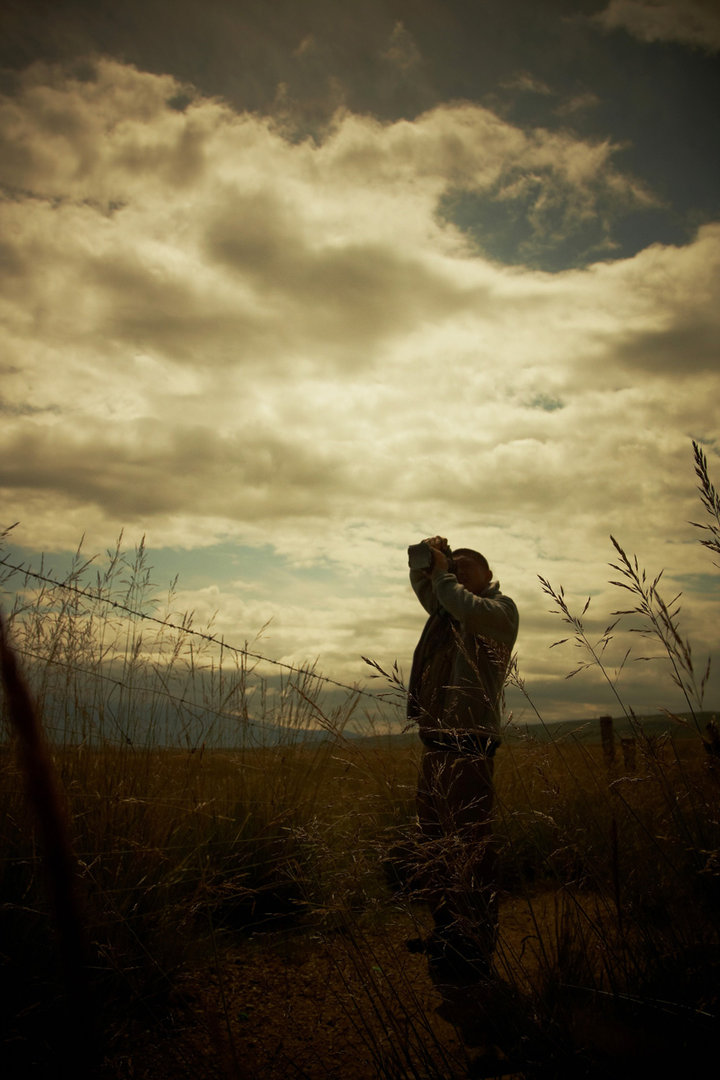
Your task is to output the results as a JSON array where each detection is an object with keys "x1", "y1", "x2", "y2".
[{"x1": 408, "y1": 568, "x2": 519, "y2": 739}]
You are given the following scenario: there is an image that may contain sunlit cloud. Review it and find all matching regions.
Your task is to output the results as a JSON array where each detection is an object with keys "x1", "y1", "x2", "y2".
[{"x1": 0, "y1": 56, "x2": 718, "y2": 719}]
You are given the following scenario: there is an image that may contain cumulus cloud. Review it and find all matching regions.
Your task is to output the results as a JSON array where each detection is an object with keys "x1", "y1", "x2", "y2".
[
  {"x1": 595, "y1": 0, "x2": 720, "y2": 52},
  {"x1": 0, "y1": 57, "x2": 718, "y2": 717}
]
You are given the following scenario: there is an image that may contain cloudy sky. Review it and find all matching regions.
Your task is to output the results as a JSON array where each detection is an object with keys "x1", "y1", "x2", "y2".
[{"x1": 1, "y1": 0, "x2": 719, "y2": 726}]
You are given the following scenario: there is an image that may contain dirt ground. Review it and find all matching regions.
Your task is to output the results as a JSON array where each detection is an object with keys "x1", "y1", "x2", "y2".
[
  {"x1": 100, "y1": 890, "x2": 719, "y2": 1080},
  {"x1": 102, "y1": 900, "x2": 552, "y2": 1080}
]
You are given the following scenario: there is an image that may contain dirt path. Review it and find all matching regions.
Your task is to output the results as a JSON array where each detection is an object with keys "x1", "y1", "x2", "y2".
[{"x1": 105, "y1": 902, "x2": 547, "y2": 1080}]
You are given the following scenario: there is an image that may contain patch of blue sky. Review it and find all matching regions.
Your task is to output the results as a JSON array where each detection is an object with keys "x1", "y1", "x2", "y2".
[
  {"x1": 436, "y1": 187, "x2": 684, "y2": 272},
  {"x1": 0, "y1": 536, "x2": 351, "y2": 612},
  {"x1": 1, "y1": 539, "x2": 101, "y2": 587},
  {"x1": 673, "y1": 571, "x2": 720, "y2": 597},
  {"x1": 155, "y1": 541, "x2": 350, "y2": 581},
  {"x1": 528, "y1": 394, "x2": 564, "y2": 412},
  {"x1": 140, "y1": 541, "x2": 277, "y2": 591}
]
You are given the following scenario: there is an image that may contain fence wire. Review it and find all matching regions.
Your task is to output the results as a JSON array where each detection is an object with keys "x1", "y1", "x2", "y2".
[{"x1": 0, "y1": 553, "x2": 387, "y2": 703}]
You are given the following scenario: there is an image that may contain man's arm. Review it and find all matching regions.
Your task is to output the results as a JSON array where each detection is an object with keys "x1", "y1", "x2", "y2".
[
  {"x1": 409, "y1": 567, "x2": 438, "y2": 614},
  {"x1": 408, "y1": 535, "x2": 450, "y2": 615}
]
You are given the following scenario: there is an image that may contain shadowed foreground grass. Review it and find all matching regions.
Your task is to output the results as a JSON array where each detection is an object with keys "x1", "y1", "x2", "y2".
[{"x1": 2, "y1": 723, "x2": 718, "y2": 1078}]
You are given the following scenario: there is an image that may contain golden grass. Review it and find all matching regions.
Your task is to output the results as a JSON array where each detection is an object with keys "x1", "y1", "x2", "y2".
[
  {"x1": 2, "y1": 440, "x2": 719, "y2": 1075},
  {"x1": 2, "y1": 697, "x2": 719, "y2": 1076}
]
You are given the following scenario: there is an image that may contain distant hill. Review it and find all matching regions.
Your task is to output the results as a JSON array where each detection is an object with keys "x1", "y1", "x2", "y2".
[
  {"x1": 349, "y1": 711, "x2": 718, "y2": 750},
  {"x1": 504, "y1": 712, "x2": 717, "y2": 744}
]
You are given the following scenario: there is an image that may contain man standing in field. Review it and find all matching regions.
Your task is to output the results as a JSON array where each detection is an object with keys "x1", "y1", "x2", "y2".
[{"x1": 406, "y1": 535, "x2": 518, "y2": 984}]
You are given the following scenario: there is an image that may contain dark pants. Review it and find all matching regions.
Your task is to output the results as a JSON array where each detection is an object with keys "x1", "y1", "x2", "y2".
[{"x1": 415, "y1": 747, "x2": 498, "y2": 964}]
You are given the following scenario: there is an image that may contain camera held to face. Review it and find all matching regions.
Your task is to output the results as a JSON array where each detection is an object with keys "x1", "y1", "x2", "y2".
[{"x1": 407, "y1": 539, "x2": 454, "y2": 574}]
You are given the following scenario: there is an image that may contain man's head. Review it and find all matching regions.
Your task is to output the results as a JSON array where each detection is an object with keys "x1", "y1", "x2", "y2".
[{"x1": 452, "y1": 548, "x2": 492, "y2": 595}]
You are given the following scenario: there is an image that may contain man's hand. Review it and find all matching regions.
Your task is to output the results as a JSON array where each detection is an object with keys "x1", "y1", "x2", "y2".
[{"x1": 424, "y1": 536, "x2": 450, "y2": 575}]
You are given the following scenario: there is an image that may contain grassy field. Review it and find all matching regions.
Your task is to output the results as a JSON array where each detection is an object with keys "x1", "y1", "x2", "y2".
[
  {"x1": 2, "y1": 716, "x2": 719, "y2": 1078},
  {"x1": 1, "y1": 443, "x2": 719, "y2": 1077}
]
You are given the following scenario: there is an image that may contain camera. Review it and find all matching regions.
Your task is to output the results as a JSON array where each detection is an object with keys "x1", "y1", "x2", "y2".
[{"x1": 407, "y1": 540, "x2": 454, "y2": 573}]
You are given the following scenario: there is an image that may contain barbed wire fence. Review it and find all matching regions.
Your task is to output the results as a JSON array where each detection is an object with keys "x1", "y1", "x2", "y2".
[
  {"x1": 0, "y1": 543, "x2": 421, "y2": 1077},
  {"x1": 0, "y1": 546, "x2": 409, "y2": 910},
  {"x1": 0, "y1": 553, "x2": 398, "y2": 749}
]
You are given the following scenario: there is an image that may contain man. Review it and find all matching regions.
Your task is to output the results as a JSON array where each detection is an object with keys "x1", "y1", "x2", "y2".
[{"x1": 407, "y1": 536, "x2": 518, "y2": 983}]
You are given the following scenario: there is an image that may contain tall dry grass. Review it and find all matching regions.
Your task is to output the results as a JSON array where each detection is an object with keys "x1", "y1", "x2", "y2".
[
  {"x1": 1, "y1": 440, "x2": 719, "y2": 1077},
  {"x1": 0, "y1": 533, "x2": 393, "y2": 1074}
]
